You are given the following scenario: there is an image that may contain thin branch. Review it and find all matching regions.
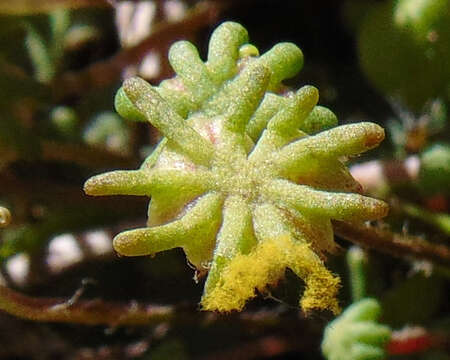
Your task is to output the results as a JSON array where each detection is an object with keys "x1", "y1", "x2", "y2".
[
  {"x1": 2, "y1": 140, "x2": 136, "y2": 170},
  {"x1": 0, "y1": 281, "x2": 317, "y2": 331},
  {"x1": 0, "y1": 0, "x2": 110, "y2": 15},
  {"x1": 41, "y1": 140, "x2": 136, "y2": 168},
  {"x1": 0, "y1": 172, "x2": 146, "y2": 218},
  {"x1": 53, "y1": 1, "x2": 224, "y2": 99},
  {"x1": 333, "y1": 221, "x2": 450, "y2": 266},
  {"x1": 0, "y1": 284, "x2": 173, "y2": 326}
]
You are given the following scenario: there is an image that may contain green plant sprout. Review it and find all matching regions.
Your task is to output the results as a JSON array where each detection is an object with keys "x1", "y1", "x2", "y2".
[
  {"x1": 84, "y1": 21, "x2": 388, "y2": 314},
  {"x1": 321, "y1": 298, "x2": 392, "y2": 360}
]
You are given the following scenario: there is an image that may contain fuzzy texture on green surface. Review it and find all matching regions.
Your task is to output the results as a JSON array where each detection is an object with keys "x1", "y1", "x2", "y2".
[
  {"x1": 322, "y1": 298, "x2": 392, "y2": 360},
  {"x1": 84, "y1": 22, "x2": 388, "y2": 313}
]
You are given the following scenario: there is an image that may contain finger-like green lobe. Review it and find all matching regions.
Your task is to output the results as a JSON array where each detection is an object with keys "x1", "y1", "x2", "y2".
[
  {"x1": 114, "y1": 193, "x2": 223, "y2": 268},
  {"x1": 206, "y1": 21, "x2": 249, "y2": 83},
  {"x1": 123, "y1": 77, "x2": 214, "y2": 166},
  {"x1": 264, "y1": 179, "x2": 389, "y2": 221},
  {"x1": 275, "y1": 123, "x2": 385, "y2": 176}
]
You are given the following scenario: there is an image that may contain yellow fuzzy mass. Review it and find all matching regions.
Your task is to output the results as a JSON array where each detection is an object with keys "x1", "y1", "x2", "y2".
[
  {"x1": 300, "y1": 268, "x2": 341, "y2": 315},
  {"x1": 201, "y1": 234, "x2": 341, "y2": 314}
]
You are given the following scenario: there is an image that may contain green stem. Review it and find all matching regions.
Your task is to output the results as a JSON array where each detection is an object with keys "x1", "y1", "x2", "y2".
[
  {"x1": 346, "y1": 246, "x2": 368, "y2": 302},
  {"x1": 402, "y1": 202, "x2": 450, "y2": 236}
]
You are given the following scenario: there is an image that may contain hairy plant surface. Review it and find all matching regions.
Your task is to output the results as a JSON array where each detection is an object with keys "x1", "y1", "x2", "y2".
[
  {"x1": 84, "y1": 21, "x2": 388, "y2": 313},
  {"x1": 322, "y1": 298, "x2": 392, "y2": 360}
]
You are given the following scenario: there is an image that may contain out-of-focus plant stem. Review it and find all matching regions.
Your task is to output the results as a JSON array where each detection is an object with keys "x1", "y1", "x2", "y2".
[
  {"x1": 0, "y1": 283, "x2": 314, "y2": 330},
  {"x1": 346, "y1": 246, "x2": 368, "y2": 301},
  {"x1": 41, "y1": 140, "x2": 136, "y2": 168},
  {"x1": 0, "y1": 284, "x2": 173, "y2": 326},
  {"x1": 402, "y1": 202, "x2": 450, "y2": 236},
  {"x1": 0, "y1": 0, "x2": 109, "y2": 15},
  {"x1": 333, "y1": 221, "x2": 450, "y2": 266},
  {"x1": 2, "y1": 138, "x2": 136, "y2": 169},
  {"x1": 53, "y1": 1, "x2": 224, "y2": 99}
]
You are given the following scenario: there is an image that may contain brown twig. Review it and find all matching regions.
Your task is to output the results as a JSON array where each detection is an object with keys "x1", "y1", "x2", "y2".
[
  {"x1": 2, "y1": 139, "x2": 136, "y2": 170},
  {"x1": 0, "y1": 281, "x2": 317, "y2": 331},
  {"x1": 0, "y1": 284, "x2": 173, "y2": 326},
  {"x1": 0, "y1": 0, "x2": 110, "y2": 15},
  {"x1": 41, "y1": 141, "x2": 136, "y2": 168},
  {"x1": 333, "y1": 221, "x2": 450, "y2": 266},
  {"x1": 0, "y1": 172, "x2": 146, "y2": 219},
  {"x1": 54, "y1": 1, "x2": 224, "y2": 100}
]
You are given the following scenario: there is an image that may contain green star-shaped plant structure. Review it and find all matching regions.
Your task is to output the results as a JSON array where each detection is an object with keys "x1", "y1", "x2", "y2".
[
  {"x1": 84, "y1": 22, "x2": 388, "y2": 313},
  {"x1": 322, "y1": 298, "x2": 392, "y2": 360}
]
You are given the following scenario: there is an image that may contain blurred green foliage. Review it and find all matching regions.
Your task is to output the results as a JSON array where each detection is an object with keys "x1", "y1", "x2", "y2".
[{"x1": 357, "y1": 0, "x2": 450, "y2": 111}]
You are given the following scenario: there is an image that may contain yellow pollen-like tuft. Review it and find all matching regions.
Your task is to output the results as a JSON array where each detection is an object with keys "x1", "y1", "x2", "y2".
[{"x1": 201, "y1": 234, "x2": 341, "y2": 314}]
